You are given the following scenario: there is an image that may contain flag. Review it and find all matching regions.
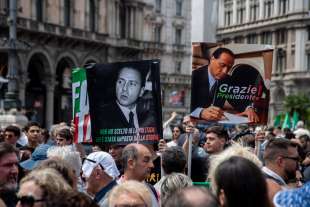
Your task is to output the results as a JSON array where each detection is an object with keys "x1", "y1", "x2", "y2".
[
  {"x1": 273, "y1": 114, "x2": 281, "y2": 127},
  {"x1": 281, "y1": 112, "x2": 291, "y2": 129},
  {"x1": 292, "y1": 111, "x2": 299, "y2": 129},
  {"x1": 72, "y1": 68, "x2": 92, "y2": 143}
]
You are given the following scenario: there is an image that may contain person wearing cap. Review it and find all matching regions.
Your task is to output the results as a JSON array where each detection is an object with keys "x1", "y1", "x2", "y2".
[
  {"x1": 81, "y1": 151, "x2": 119, "y2": 207},
  {"x1": 19, "y1": 144, "x2": 51, "y2": 171}
]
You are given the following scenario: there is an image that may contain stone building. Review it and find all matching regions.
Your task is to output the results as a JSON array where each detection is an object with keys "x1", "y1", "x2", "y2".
[
  {"x1": 215, "y1": 0, "x2": 310, "y2": 122},
  {"x1": 0, "y1": 0, "x2": 192, "y2": 128}
]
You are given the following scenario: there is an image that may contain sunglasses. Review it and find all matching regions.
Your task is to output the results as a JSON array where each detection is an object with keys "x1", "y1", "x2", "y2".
[{"x1": 17, "y1": 195, "x2": 45, "y2": 207}]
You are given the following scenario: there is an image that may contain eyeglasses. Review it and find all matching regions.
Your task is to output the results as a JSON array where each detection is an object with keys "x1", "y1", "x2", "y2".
[
  {"x1": 4, "y1": 134, "x2": 14, "y2": 138},
  {"x1": 17, "y1": 195, "x2": 45, "y2": 207},
  {"x1": 82, "y1": 158, "x2": 104, "y2": 170},
  {"x1": 282, "y1": 156, "x2": 300, "y2": 162}
]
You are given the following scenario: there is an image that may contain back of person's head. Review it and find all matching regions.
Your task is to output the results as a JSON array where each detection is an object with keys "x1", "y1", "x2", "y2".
[
  {"x1": 160, "y1": 173, "x2": 192, "y2": 204},
  {"x1": 264, "y1": 138, "x2": 297, "y2": 164},
  {"x1": 35, "y1": 158, "x2": 76, "y2": 188},
  {"x1": 214, "y1": 156, "x2": 269, "y2": 207},
  {"x1": 47, "y1": 145, "x2": 82, "y2": 177},
  {"x1": 163, "y1": 186, "x2": 219, "y2": 207},
  {"x1": 162, "y1": 146, "x2": 186, "y2": 174},
  {"x1": 212, "y1": 47, "x2": 235, "y2": 59},
  {"x1": 108, "y1": 180, "x2": 152, "y2": 207},
  {"x1": 209, "y1": 144, "x2": 262, "y2": 193},
  {"x1": 20, "y1": 168, "x2": 72, "y2": 202},
  {"x1": 206, "y1": 126, "x2": 229, "y2": 141},
  {"x1": 46, "y1": 190, "x2": 99, "y2": 207},
  {"x1": 4, "y1": 125, "x2": 21, "y2": 137},
  {"x1": 0, "y1": 142, "x2": 18, "y2": 159},
  {"x1": 24, "y1": 121, "x2": 41, "y2": 132}
]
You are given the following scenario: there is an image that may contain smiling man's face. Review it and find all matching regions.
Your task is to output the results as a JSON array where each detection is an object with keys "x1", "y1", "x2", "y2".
[{"x1": 115, "y1": 67, "x2": 144, "y2": 110}]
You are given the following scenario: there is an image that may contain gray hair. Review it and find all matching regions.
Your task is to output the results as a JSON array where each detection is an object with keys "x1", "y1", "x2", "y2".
[
  {"x1": 122, "y1": 144, "x2": 139, "y2": 170},
  {"x1": 47, "y1": 146, "x2": 81, "y2": 177},
  {"x1": 161, "y1": 173, "x2": 193, "y2": 204}
]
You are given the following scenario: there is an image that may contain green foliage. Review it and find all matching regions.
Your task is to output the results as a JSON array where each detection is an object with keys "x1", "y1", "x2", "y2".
[{"x1": 284, "y1": 93, "x2": 310, "y2": 123}]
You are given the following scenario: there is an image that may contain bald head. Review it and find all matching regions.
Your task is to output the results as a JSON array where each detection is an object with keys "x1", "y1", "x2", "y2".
[{"x1": 122, "y1": 144, "x2": 154, "y2": 181}]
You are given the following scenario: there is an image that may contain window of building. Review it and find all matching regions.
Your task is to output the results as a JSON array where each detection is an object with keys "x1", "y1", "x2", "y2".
[
  {"x1": 261, "y1": 31, "x2": 272, "y2": 44},
  {"x1": 154, "y1": 26, "x2": 161, "y2": 43},
  {"x1": 247, "y1": 33, "x2": 258, "y2": 44},
  {"x1": 276, "y1": 29, "x2": 287, "y2": 44},
  {"x1": 264, "y1": 0, "x2": 274, "y2": 18},
  {"x1": 176, "y1": 0, "x2": 182, "y2": 16},
  {"x1": 234, "y1": 36, "x2": 244, "y2": 43},
  {"x1": 175, "y1": 28, "x2": 182, "y2": 45},
  {"x1": 222, "y1": 38, "x2": 232, "y2": 44},
  {"x1": 276, "y1": 48, "x2": 286, "y2": 73},
  {"x1": 175, "y1": 61, "x2": 181, "y2": 73},
  {"x1": 224, "y1": 0, "x2": 233, "y2": 26},
  {"x1": 279, "y1": 0, "x2": 288, "y2": 15},
  {"x1": 36, "y1": 0, "x2": 43, "y2": 22},
  {"x1": 89, "y1": 0, "x2": 96, "y2": 32},
  {"x1": 250, "y1": 0, "x2": 259, "y2": 21},
  {"x1": 237, "y1": 0, "x2": 246, "y2": 24},
  {"x1": 155, "y1": 0, "x2": 161, "y2": 13},
  {"x1": 307, "y1": 27, "x2": 310, "y2": 41},
  {"x1": 64, "y1": 0, "x2": 71, "y2": 26}
]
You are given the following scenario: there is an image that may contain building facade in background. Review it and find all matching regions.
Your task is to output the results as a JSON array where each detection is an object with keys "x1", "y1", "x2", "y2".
[
  {"x1": 215, "y1": 0, "x2": 310, "y2": 122},
  {"x1": 0, "y1": 0, "x2": 192, "y2": 128}
]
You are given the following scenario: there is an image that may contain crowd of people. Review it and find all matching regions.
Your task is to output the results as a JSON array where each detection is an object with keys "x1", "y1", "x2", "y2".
[{"x1": 0, "y1": 115, "x2": 309, "y2": 207}]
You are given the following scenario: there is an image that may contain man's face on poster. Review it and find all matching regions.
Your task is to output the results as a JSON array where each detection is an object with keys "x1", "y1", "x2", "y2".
[
  {"x1": 209, "y1": 52, "x2": 234, "y2": 80},
  {"x1": 116, "y1": 67, "x2": 144, "y2": 110}
]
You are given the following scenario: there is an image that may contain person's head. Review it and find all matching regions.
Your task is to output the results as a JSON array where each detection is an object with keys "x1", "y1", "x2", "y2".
[
  {"x1": 162, "y1": 146, "x2": 186, "y2": 174},
  {"x1": 20, "y1": 144, "x2": 51, "y2": 171},
  {"x1": 208, "y1": 144, "x2": 262, "y2": 193},
  {"x1": 47, "y1": 145, "x2": 82, "y2": 178},
  {"x1": 115, "y1": 67, "x2": 145, "y2": 110},
  {"x1": 35, "y1": 158, "x2": 76, "y2": 189},
  {"x1": 0, "y1": 143, "x2": 19, "y2": 191},
  {"x1": 24, "y1": 122, "x2": 41, "y2": 146},
  {"x1": 263, "y1": 138, "x2": 299, "y2": 182},
  {"x1": 55, "y1": 127, "x2": 73, "y2": 146},
  {"x1": 82, "y1": 151, "x2": 119, "y2": 195},
  {"x1": 122, "y1": 144, "x2": 154, "y2": 181},
  {"x1": 17, "y1": 168, "x2": 72, "y2": 207},
  {"x1": 108, "y1": 180, "x2": 152, "y2": 207},
  {"x1": 48, "y1": 190, "x2": 99, "y2": 207},
  {"x1": 40, "y1": 128, "x2": 50, "y2": 144},
  {"x1": 204, "y1": 126, "x2": 229, "y2": 154},
  {"x1": 299, "y1": 135, "x2": 310, "y2": 149},
  {"x1": 172, "y1": 125, "x2": 182, "y2": 140},
  {"x1": 160, "y1": 173, "x2": 192, "y2": 204},
  {"x1": 209, "y1": 47, "x2": 235, "y2": 80},
  {"x1": 109, "y1": 144, "x2": 125, "y2": 163},
  {"x1": 164, "y1": 186, "x2": 219, "y2": 207},
  {"x1": 4, "y1": 125, "x2": 21, "y2": 145},
  {"x1": 214, "y1": 156, "x2": 269, "y2": 207}
]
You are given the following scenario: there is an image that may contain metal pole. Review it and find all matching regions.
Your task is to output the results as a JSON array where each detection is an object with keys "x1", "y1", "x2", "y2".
[
  {"x1": 187, "y1": 133, "x2": 193, "y2": 177},
  {"x1": 4, "y1": 0, "x2": 19, "y2": 110}
]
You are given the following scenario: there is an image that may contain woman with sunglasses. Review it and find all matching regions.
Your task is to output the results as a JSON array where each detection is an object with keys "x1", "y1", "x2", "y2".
[{"x1": 16, "y1": 168, "x2": 72, "y2": 207}]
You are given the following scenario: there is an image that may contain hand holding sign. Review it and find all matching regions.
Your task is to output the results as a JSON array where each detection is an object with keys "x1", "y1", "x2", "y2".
[{"x1": 201, "y1": 106, "x2": 224, "y2": 121}]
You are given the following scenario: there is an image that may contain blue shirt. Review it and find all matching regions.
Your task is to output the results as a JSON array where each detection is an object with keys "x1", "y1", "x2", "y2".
[{"x1": 94, "y1": 180, "x2": 117, "y2": 204}]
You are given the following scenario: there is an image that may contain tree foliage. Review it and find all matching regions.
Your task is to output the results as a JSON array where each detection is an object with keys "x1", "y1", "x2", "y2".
[{"x1": 284, "y1": 93, "x2": 310, "y2": 123}]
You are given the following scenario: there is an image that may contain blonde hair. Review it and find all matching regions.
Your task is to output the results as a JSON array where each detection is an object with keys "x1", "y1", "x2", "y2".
[
  {"x1": 108, "y1": 181, "x2": 152, "y2": 207},
  {"x1": 20, "y1": 168, "x2": 72, "y2": 201},
  {"x1": 208, "y1": 144, "x2": 262, "y2": 193}
]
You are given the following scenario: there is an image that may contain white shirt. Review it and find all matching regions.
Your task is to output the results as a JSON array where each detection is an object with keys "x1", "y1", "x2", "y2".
[{"x1": 117, "y1": 102, "x2": 139, "y2": 129}]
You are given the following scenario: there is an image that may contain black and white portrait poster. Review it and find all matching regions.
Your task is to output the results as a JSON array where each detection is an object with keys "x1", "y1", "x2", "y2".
[
  {"x1": 86, "y1": 60, "x2": 162, "y2": 145},
  {"x1": 191, "y1": 43, "x2": 273, "y2": 125}
]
